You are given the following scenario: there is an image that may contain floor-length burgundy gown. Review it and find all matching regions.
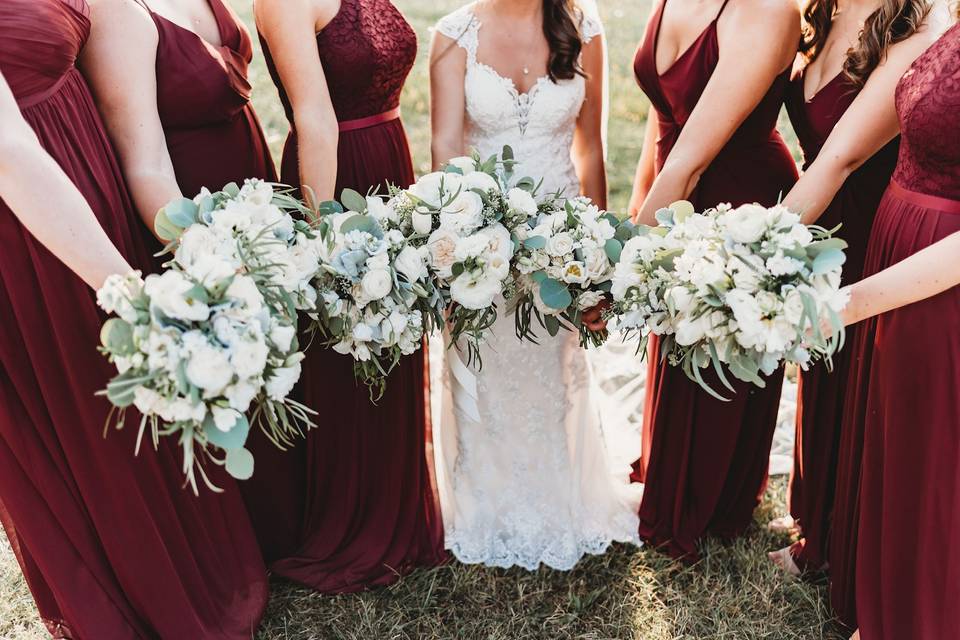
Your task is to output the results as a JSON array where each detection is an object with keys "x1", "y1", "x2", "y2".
[
  {"x1": 853, "y1": 23, "x2": 960, "y2": 639},
  {"x1": 783, "y1": 69, "x2": 898, "y2": 593},
  {"x1": 0, "y1": 1, "x2": 267, "y2": 638},
  {"x1": 261, "y1": 0, "x2": 446, "y2": 592},
  {"x1": 131, "y1": 0, "x2": 303, "y2": 565},
  {"x1": 632, "y1": 0, "x2": 799, "y2": 559}
]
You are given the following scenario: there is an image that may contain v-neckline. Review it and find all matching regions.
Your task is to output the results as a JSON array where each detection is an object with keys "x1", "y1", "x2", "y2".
[
  {"x1": 652, "y1": 1, "x2": 720, "y2": 78},
  {"x1": 803, "y1": 68, "x2": 844, "y2": 104},
  {"x1": 148, "y1": 0, "x2": 229, "y2": 52}
]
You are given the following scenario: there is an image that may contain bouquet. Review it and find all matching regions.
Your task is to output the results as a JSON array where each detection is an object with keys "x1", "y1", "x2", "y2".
[
  {"x1": 509, "y1": 195, "x2": 638, "y2": 347},
  {"x1": 306, "y1": 189, "x2": 441, "y2": 398},
  {"x1": 96, "y1": 180, "x2": 318, "y2": 492},
  {"x1": 611, "y1": 201, "x2": 849, "y2": 399},
  {"x1": 382, "y1": 146, "x2": 552, "y2": 365}
]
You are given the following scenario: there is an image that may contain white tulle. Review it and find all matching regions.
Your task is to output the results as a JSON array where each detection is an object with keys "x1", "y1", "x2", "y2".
[{"x1": 431, "y1": 5, "x2": 642, "y2": 572}]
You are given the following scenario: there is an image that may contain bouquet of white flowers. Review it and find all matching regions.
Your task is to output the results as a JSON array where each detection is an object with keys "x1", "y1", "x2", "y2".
[
  {"x1": 509, "y1": 195, "x2": 637, "y2": 347},
  {"x1": 97, "y1": 268, "x2": 309, "y2": 493},
  {"x1": 307, "y1": 190, "x2": 441, "y2": 398},
  {"x1": 96, "y1": 180, "x2": 319, "y2": 491},
  {"x1": 383, "y1": 146, "x2": 552, "y2": 365},
  {"x1": 611, "y1": 201, "x2": 849, "y2": 399}
]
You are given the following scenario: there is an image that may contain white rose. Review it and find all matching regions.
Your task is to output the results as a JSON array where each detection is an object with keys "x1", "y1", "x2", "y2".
[
  {"x1": 184, "y1": 252, "x2": 236, "y2": 288},
  {"x1": 367, "y1": 252, "x2": 390, "y2": 271},
  {"x1": 225, "y1": 380, "x2": 258, "y2": 412},
  {"x1": 211, "y1": 406, "x2": 241, "y2": 432},
  {"x1": 269, "y1": 323, "x2": 297, "y2": 352},
  {"x1": 352, "y1": 322, "x2": 374, "y2": 342},
  {"x1": 461, "y1": 171, "x2": 499, "y2": 193},
  {"x1": 666, "y1": 286, "x2": 695, "y2": 314},
  {"x1": 440, "y1": 191, "x2": 484, "y2": 233},
  {"x1": 561, "y1": 261, "x2": 588, "y2": 285},
  {"x1": 675, "y1": 316, "x2": 708, "y2": 346},
  {"x1": 361, "y1": 269, "x2": 393, "y2": 300},
  {"x1": 410, "y1": 171, "x2": 461, "y2": 207},
  {"x1": 144, "y1": 270, "x2": 210, "y2": 322},
  {"x1": 231, "y1": 339, "x2": 270, "y2": 379},
  {"x1": 366, "y1": 196, "x2": 396, "y2": 225},
  {"x1": 724, "y1": 204, "x2": 770, "y2": 244},
  {"x1": 478, "y1": 223, "x2": 514, "y2": 261},
  {"x1": 583, "y1": 247, "x2": 611, "y2": 281},
  {"x1": 450, "y1": 273, "x2": 502, "y2": 310},
  {"x1": 507, "y1": 187, "x2": 538, "y2": 216},
  {"x1": 225, "y1": 275, "x2": 264, "y2": 315},
  {"x1": 266, "y1": 363, "x2": 301, "y2": 401},
  {"x1": 240, "y1": 178, "x2": 274, "y2": 206},
  {"x1": 426, "y1": 229, "x2": 460, "y2": 279},
  {"x1": 577, "y1": 290, "x2": 606, "y2": 311},
  {"x1": 546, "y1": 232, "x2": 575, "y2": 258},
  {"x1": 394, "y1": 245, "x2": 428, "y2": 283},
  {"x1": 446, "y1": 156, "x2": 476, "y2": 174},
  {"x1": 412, "y1": 207, "x2": 434, "y2": 235}
]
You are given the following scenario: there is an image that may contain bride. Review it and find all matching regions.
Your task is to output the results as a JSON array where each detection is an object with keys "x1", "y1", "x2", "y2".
[{"x1": 429, "y1": 0, "x2": 642, "y2": 570}]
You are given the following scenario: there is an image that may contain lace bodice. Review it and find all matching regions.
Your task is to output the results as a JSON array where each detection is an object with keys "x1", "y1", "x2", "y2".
[
  {"x1": 892, "y1": 22, "x2": 960, "y2": 200},
  {"x1": 435, "y1": 5, "x2": 602, "y2": 197}
]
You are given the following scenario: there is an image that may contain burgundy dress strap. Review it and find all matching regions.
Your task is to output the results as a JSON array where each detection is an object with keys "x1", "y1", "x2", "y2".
[{"x1": 716, "y1": 0, "x2": 732, "y2": 19}]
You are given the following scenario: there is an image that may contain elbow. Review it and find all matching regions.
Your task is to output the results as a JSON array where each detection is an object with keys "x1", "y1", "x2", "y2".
[{"x1": 291, "y1": 105, "x2": 339, "y2": 148}]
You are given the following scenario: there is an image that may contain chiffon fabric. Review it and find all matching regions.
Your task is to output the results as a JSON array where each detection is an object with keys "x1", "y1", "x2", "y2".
[
  {"x1": 261, "y1": 0, "x2": 446, "y2": 592},
  {"x1": 783, "y1": 69, "x2": 898, "y2": 590},
  {"x1": 632, "y1": 0, "x2": 799, "y2": 559},
  {"x1": 0, "y1": 1, "x2": 267, "y2": 637},
  {"x1": 853, "y1": 24, "x2": 960, "y2": 639}
]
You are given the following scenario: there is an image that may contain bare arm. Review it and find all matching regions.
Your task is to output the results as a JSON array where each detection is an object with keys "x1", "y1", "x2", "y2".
[
  {"x1": 429, "y1": 30, "x2": 468, "y2": 169},
  {"x1": 80, "y1": 0, "x2": 179, "y2": 239},
  {"x1": 844, "y1": 231, "x2": 960, "y2": 326},
  {"x1": 634, "y1": 0, "x2": 800, "y2": 225},
  {"x1": 628, "y1": 105, "x2": 659, "y2": 219},
  {"x1": 256, "y1": 0, "x2": 340, "y2": 203},
  {"x1": 783, "y1": 18, "x2": 948, "y2": 225},
  {"x1": 572, "y1": 34, "x2": 608, "y2": 209},
  {"x1": 0, "y1": 71, "x2": 131, "y2": 289}
]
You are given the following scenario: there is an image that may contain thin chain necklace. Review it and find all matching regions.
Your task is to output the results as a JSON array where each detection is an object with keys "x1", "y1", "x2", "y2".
[{"x1": 478, "y1": 0, "x2": 542, "y2": 76}]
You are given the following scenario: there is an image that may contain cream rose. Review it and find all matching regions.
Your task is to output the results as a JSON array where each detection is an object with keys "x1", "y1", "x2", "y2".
[{"x1": 361, "y1": 269, "x2": 393, "y2": 300}]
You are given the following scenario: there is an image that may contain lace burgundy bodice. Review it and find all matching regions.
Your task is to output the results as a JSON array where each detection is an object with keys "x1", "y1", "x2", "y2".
[
  {"x1": 267, "y1": 0, "x2": 416, "y2": 123},
  {"x1": 140, "y1": 0, "x2": 254, "y2": 129},
  {"x1": 0, "y1": 0, "x2": 89, "y2": 108},
  {"x1": 892, "y1": 22, "x2": 960, "y2": 200}
]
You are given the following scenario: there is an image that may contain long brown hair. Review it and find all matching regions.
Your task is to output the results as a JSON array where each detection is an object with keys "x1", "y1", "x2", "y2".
[
  {"x1": 800, "y1": 0, "x2": 932, "y2": 87},
  {"x1": 543, "y1": 0, "x2": 587, "y2": 81}
]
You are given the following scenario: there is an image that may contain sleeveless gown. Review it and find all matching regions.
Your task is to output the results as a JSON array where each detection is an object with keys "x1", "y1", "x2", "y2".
[
  {"x1": 632, "y1": 0, "x2": 799, "y2": 558},
  {"x1": 431, "y1": 6, "x2": 642, "y2": 571},
  {"x1": 261, "y1": 0, "x2": 446, "y2": 592},
  {"x1": 0, "y1": 1, "x2": 267, "y2": 637},
  {"x1": 134, "y1": 0, "x2": 296, "y2": 564},
  {"x1": 784, "y1": 69, "x2": 898, "y2": 621},
  {"x1": 853, "y1": 24, "x2": 960, "y2": 639}
]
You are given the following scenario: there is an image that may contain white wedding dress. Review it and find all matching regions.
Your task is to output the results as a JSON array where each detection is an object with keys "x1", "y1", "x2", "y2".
[{"x1": 431, "y1": 5, "x2": 642, "y2": 571}]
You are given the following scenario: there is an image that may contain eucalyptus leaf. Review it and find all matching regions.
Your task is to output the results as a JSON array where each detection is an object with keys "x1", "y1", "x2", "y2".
[
  {"x1": 669, "y1": 200, "x2": 696, "y2": 223},
  {"x1": 162, "y1": 198, "x2": 199, "y2": 229},
  {"x1": 604, "y1": 238, "x2": 623, "y2": 263},
  {"x1": 539, "y1": 278, "x2": 573, "y2": 310},
  {"x1": 225, "y1": 447, "x2": 255, "y2": 480},
  {"x1": 204, "y1": 412, "x2": 250, "y2": 451},
  {"x1": 100, "y1": 318, "x2": 135, "y2": 355},
  {"x1": 222, "y1": 182, "x2": 241, "y2": 198},
  {"x1": 340, "y1": 188, "x2": 368, "y2": 214},
  {"x1": 531, "y1": 270, "x2": 549, "y2": 284},
  {"x1": 154, "y1": 209, "x2": 182, "y2": 242},
  {"x1": 524, "y1": 235, "x2": 548, "y2": 250},
  {"x1": 544, "y1": 313, "x2": 561, "y2": 337},
  {"x1": 339, "y1": 213, "x2": 383, "y2": 238},
  {"x1": 317, "y1": 200, "x2": 344, "y2": 216},
  {"x1": 812, "y1": 248, "x2": 847, "y2": 275}
]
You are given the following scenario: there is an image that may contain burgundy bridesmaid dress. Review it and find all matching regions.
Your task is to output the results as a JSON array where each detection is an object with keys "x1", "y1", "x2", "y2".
[
  {"x1": 632, "y1": 0, "x2": 799, "y2": 559},
  {"x1": 853, "y1": 24, "x2": 960, "y2": 639},
  {"x1": 133, "y1": 0, "x2": 303, "y2": 566},
  {"x1": 783, "y1": 70, "x2": 898, "y2": 595},
  {"x1": 261, "y1": 0, "x2": 446, "y2": 592},
  {"x1": 0, "y1": 1, "x2": 267, "y2": 638}
]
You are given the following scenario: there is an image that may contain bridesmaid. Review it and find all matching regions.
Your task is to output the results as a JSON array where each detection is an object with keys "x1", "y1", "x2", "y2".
[
  {"x1": 255, "y1": 0, "x2": 446, "y2": 591},
  {"x1": 628, "y1": 0, "x2": 800, "y2": 558},
  {"x1": 837, "y1": 15, "x2": 959, "y2": 638},
  {"x1": 771, "y1": 0, "x2": 931, "y2": 581},
  {"x1": 0, "y1": 1, "x2": 267, "y2": 637},
  {"x1": 77, "y1": 0, "x2": 301, "y2": 561}
]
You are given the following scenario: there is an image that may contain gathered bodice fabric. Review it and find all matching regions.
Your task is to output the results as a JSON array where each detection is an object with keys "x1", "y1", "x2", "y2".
[
  {"x1": 891, "y1": 24, "x2": 960, "y2": 200},
  {"x1": 435, "y1": 6, "x2": 603, "y2": 197}
]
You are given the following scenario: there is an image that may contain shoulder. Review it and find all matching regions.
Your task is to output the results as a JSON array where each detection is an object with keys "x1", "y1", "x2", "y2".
[
  {"x1": 577, "y1": 8, "x2": 604, "y2": 45},
  {"x1": 256, "y1": 0, "x2": 330, "y2": 27},
  {"x1": 726, "y1": 0, "x2": 799, "y2": 29},
  {"x1": 434, "y1": 3, "x2": 479, "y2": 42},
  {"x1": 85, "y1": 0, "x2": 157, "y2": 44}
]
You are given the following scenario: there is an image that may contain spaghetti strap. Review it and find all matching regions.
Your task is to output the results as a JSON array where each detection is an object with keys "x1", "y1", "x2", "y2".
[{"x1": 716, "y1": 0, "x2": 731, "y2": 19}]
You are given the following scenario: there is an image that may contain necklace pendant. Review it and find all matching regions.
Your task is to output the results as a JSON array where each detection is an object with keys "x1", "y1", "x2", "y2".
[{"x1": 523, "y1": 66, "x2": 530, "y2": 75}]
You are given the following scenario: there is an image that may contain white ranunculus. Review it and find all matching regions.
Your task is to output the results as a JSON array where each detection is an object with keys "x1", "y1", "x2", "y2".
[
  {"x1": 583, "y1": 247, "x2": 611, "y2": 281},
  {"x1": 265, "y1": 363, "x2": 301, "y2": 401},
  {"x1": 366, "y1": 196, "x2": 396, "y2": 225},
  {"x1": 144, "y1": 270, "x2": 211, "y2": 322},
  {"x1": 185, "y1": 343, "x2": 233, "y2": 394},
  {"x1": 782, "y1": 287, "x2": 805, "y2": 325},
  {"x1": 224, "y1": 380, "x2": 258, "y2": 412},
  {"x1": 394, "y1": 245, "x2": 428, "y2": 283},
  {"x1": 361, "y1": 269, "x2": 393, "y2": 300},
  {"x1": 269, "y1": 323, "x2": 297, "y2": 352},
  {"x1": 461, "y1": 171, "x2": 499, "y2": 193},
  {"x1": 426, "y1": 229, "x2": 460, "y2": 279},
  {"x1": 787, "y1": 224, "x2": 814, "y2": 246},
  {"x1": 507, "y1": 188, "x2": 538, "y2": 216},
  {"x1": 231, "y1": 339, "x2": 270, "y2": 379},
  {"x1": 561, "y1": 261, "x2": 588, "y2": 285},
  {"x1": 211, "y1": 406, "x2": 241, "y2": 432},
  {"x1": 240, "y1": 179, "x2": 274, "y2": 206},
  {"x1": 440, "y1": 191, "x2": 484, "y2": 233},
  {"x1": 185, "y1": 252, "x2": 236, "y2": 288},
  {"x1": 133, "y1": 386, "x2": 166, "y2": 416},
  {"x1": 447, "y1": 156, "x2": 476, "y2": 174},
  {"x1": 97, "y1": 271, "x2": 144, "y2": 323},
  {"x1": 675, "y1": 316, "x2": 709, "y2": 346},
  {"x1": 546, "y1": 232, "x2": 575, "y2": 258},
  {"x1": 410, "y1": 171, "x2": 461, "y2": 207},
  {"x1": 724, "y1": 204, "x2": 770, "y2": 244}
]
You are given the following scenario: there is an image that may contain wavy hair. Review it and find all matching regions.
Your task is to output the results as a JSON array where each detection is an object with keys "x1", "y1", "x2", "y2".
[
  {"x1": 800, "y1": 0, "x2": 932, "y2": 86},
  {"x1": 543, "y1": 0, "x2": 587, "y2": 81}
]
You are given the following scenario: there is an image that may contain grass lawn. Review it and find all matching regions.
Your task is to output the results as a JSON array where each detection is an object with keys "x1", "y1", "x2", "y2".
[{"x1": 0, "y1": 1, "x2": 842, "y2": 638}]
